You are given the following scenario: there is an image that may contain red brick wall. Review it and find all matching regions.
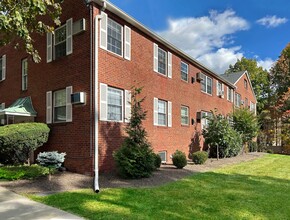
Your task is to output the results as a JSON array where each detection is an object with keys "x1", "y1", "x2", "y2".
[
  {"x1": 0, "y1": 0, "x2": 94, "y2": 174},
  {"x1": 97, "y1": 8, "x2": 235, "y2": 172},
  {"x1": 0, "y1": 1, "x2": 257, "y2": 174}
]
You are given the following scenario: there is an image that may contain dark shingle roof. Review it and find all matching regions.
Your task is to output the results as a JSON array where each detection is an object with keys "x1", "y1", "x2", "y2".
[{"x1": 220, "y1": 71, "x2": 246, "y2": 84}]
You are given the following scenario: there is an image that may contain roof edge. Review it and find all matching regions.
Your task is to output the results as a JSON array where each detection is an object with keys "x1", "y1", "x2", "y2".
[{"x1": 90, "y1": 0, "x2": 236, "y2": 88}]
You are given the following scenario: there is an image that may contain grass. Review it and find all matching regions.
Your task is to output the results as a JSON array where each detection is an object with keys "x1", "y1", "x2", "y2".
[
  {"x1": 30, "y1": 154, "x2": 290, "y2": 220},
  {"x1": 0, "y1": 164, "x2": 49, "y2": 180}
]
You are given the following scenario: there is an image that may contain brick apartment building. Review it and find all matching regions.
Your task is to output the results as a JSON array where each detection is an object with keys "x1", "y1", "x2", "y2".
[{"x1": 0, "y1": 0, "x2": 256, "y2": 177}]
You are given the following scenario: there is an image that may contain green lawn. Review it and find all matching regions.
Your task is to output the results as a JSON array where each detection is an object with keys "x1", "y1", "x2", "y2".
[{"x1": 30, "y1": 154, "x2": 290, "y2": 220}]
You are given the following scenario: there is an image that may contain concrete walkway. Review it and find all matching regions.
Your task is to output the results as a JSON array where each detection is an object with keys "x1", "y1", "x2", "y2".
[{"x1": 0, "y1": 186, "x2": 83, "y2": 220}]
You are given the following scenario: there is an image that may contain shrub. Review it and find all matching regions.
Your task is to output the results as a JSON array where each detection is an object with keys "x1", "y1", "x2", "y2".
[
  {"x1": 37, "y1": 151, "x2": 66, "y2": 180},
  {"x1": 248, "y1": 141, "x2": 258, "y2": 152},
  {"x1": 203, "y1": 112, "x2": 243, "y2": 158},
  {"x1": 114, "y1": 87, "x2": 155, "y2": 178},
  {"x1": 192, "y1": 151, "x2": 208, "y2": 165},
  {"x1": 266, "y1": 149, "x2": 274, "y2": 154},
  {"x1": 0, "y1": 123, "x2": 50, "y2": 165},
  {"x1": 172, "y1": 150, "x2": 187, "y2": 169},
  {"x1": 0, "y1": 164, "x2": 49, "y2": 180},
  {"x1": 153, "y1": 153, "x2": 162, "y2": 169}
]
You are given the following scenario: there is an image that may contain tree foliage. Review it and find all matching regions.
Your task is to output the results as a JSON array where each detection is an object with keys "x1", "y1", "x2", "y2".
[
  {"x1": 225, "y1": 57, "x2": 271, "y2": 113},
  {"x1": 0, "y1": 123, "x2": 50, "y2": 165},
  {"x1": 203, "y1": 111, "x2": 242, "y2": 158},
  {"x1": 231, "y1": 108, "x2": 259, "y2": 144},
  {"x1": 0, "y1": 0, "x2": 63, "y2": 62},
  {"x1": 113, "y1": 87, "x2": 155, "y2": 178}
]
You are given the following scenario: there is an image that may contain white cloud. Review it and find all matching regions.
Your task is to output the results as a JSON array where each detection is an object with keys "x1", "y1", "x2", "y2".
[
  {"x1": 256, "y1": 15, "x2": 288, "y2": 28},
  {"x1": 257, "y1": 58, "x2": 275, "y2": 71},
  {"x1": 197, "y1": 47, "x2": 244, "y2": 74},
  {"x1": 157, "y1": 9, "x2": 250, "y2": 73}
]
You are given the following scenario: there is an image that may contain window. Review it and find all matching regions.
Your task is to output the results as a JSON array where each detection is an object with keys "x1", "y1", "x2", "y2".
[
  {"x1": 216, "y1": 81, "x2": 224, "y2": 97},
  {"x1": 0, "y1": 55, "x2": 6, "y2": 81},
  {"x1": 158, "y1": 100, "x2": 167, "y2": 126},
  {"x1": 47, "y1": 18, "x2": 72, "y2": 62},
  {"x1": 154, "y1": 98, "x2": 172, "y2": 127},
  {"x1": 244, "y1": 79, "x2": 248, "y2": 89},
  {"x1": 107, "y1": 18, "x2": 123, "y2": 56},
  {"x1": 158, "y1": 151, "x2": 167, "y2": 163},
  {"x1": 227, "y1": 87, "x2": 233, "y2": 102},
  {"x1": 201, "y1": 74, "x2": 212, "y2": 95},
  {"x1": 235, "y1": 93, "x2": 241, "y2": 107},
  {"x1": 250, "y1": 102, "x2": 255, "y2": 112},
  {"x1": 22, "y1": 59, "x2": 28, "y2": 90},
  {"x1": 245, "y1": 98, "x2": 248, "y2": 107},
  {"x1": 153, "y1": 44, "x2": 172, "y2": 78},
  {"x1": 158, "y1": 48, "x2": 167, "y2": 75},
  {"x1": 54, "y1": 25, "x2": 67, "y2": 59},
  {"x1": 53, "y1": 89, "x2": 66, "y2": 123},
  {"x1": 181, "y1": 62, "x2": 188, "y2": 82},
  {"x1": 181, "y1": 106, "x2": 189, "y2": 125},
  {"x1": 107, "y1": 87, "x2": 123, "y2": 121},
  {"x1": 201, "y1": 111, "x2": 212, "y2": 130}
]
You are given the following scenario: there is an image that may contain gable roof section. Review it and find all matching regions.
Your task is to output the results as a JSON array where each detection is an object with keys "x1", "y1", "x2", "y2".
[
  {"x1": 89, "y1": 0, "x2": 235, "y2": 89},
  {"x1": 220, "y1": 71, "x2": 245, "y2": 84},
  {"x1": 220, "y1": 71, "x2": 257, "y2": 102},
  {"x1": 0, "y1": 97, "x2": 37, "y2": 116}
]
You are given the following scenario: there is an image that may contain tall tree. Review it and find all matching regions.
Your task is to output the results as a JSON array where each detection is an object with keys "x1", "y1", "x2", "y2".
[
  {"x1": 225, "y1": 57, "x2": 271, "y2": 113},
  {"x1": 0, "y1": 0, "x2": 63, "y2": 62}
]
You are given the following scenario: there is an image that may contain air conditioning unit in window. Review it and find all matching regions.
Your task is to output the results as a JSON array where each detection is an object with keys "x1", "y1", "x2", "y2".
[
  {"x1": 218, "y1": 90, "x2": 224, "y2": 97},
  {"x1": 71, "y1": 92, "x2": 86, "y2": 105},
  {"x1": 196, "y1": 72, "x2": 204, "y2": 81},
  {"x1": 73, "y1": 18, "x2": 86, "y2": 35}
]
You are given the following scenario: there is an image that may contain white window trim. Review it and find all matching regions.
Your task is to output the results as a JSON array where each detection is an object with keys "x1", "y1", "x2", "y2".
[
  {"x1": 201, "y1": 74, "x2": 213, "y2": 95},
  {"x1": 0, "y1": 55, "x2": 6, "y2": 81},
  {"x1": 201, "y1": 111, "x2": 212, "y2": 130},
  {"x1": 158, "y1": 151, "x2": 167, "y2": 163},
  {"x1": 157, "y1": 99, "x2": 167, "y2": 127},
  {"x1": 181, "y1": 61, "x2": 189, "y2": 82},
  {"x1": 21, "y1": 58, "x2": 28, "y2": 91},
  {"x1": 154, "y1": 98, "x2": 172, "y2": 127},
  {"x1": 181, "y1": 106, "x2": 189, "y2": 125},
  {"x1": 235, "y1": 93, "x2": 241, "y2": 107},
  {"x1": 157, "y1": 47, "x2": 167, "y2": 76},
  {"x1": 53, "y1": 89, "x2": 67, "y2": 123},
  {"x1": 53, "y1": 24, "x2": 67, "y2": 60},
  {"x1": 107, "y1": 86, "x2": 124, "y2": 123},
  {"x1": 107, "y1": 17, "x2": 124, "y2": 58},
  {"x1": 153, "y1": 43, "x2": 172, "y2": 78}
]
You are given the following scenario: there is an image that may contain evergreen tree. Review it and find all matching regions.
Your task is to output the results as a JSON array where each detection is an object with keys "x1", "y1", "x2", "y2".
[{"x1": 113, "y1": 87, "x2": 155, "y2": 178}]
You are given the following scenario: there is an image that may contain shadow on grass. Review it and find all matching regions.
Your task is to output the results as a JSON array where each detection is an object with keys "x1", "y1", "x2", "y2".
[{"x1": 32, "y1": 172, "x2": 290, "y2": 220}]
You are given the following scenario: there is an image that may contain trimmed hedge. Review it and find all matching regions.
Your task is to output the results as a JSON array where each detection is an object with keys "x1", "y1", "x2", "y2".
[
  {"x1": 0, "y1": 123, "x2": 50, "y2": 165},
  {"x1": 192, "y1": 151, "x2": 208, "y2": 164},
  {"x1": 172, "y1": 150, "x2": 187, "y2": 169}
]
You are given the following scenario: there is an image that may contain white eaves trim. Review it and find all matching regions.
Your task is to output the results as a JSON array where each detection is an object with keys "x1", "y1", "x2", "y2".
[{"x1": 89, "y1": 0, "x2": 235, "y2": 89}]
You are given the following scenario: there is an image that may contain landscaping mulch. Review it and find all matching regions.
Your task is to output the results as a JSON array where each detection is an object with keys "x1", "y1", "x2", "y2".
[{"x1": 0, "y1": 152, "x2": 266, "y2": 194}]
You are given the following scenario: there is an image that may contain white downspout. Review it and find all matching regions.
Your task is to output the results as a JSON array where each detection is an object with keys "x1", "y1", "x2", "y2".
[
  {"x1": 94, "y1": 15, "x2": 101, "y2": 193},
  {"x1": 93, "y1": 0, "x2": 107, "y2": 194}
]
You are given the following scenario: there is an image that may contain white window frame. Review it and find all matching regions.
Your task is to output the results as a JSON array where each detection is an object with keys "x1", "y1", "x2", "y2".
[
  {"x1": 181, "y1": 61, "x2": 188, "y2": 82},
  {"x1": 227, "y1": 87, "x2": 234, "y2": 102},
  {"x1": 0, "y1": 55, "x2": 6, "y2": 81},
  {"x1": 158, "y1": 151, "x2": 167, "y2": 163},
  {"x1": 181, "y1": 106, "x2": 189, "y2": 125},
  {"x1": 21, "y1": 58, "x2": 28, "y2": 91},
  {"x1": 157, "y1": 99, "x2": 167, "y2": 126},
  {"x1": 235, "y1": 93, "x2": 241, "y2": 107},
  {"x1": 107, "y1": 17, "x2": 124, "y2": 57},
  {"x1": 244, "y1": 79, "x2": 248, "y2": 89},
  {"x1": 157, "y1": 47, "x2": 167, "y2": 76},
  {"x1": 216, "y1": 81, "x2": 224, "y2": 97},
  {"x1": 107, "y1": 86, "x2": 124, "y2": 122},
  {"x1": 54, "y1": 24, "x2": 67, "y2": 59},
  {"x1": 201, "y1": 74, "x2": 213, "y2": 95},
  {"x1": 201, "y1": 111, "x2": 212, "y2": 130},
  {"x1": 53, "y1": 89, "x2": 67, "y2": 123}
]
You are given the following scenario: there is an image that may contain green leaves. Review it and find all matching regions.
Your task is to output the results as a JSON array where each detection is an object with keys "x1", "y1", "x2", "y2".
[{"x1": 0, "y1": 0, "x2": 63, "y2": 62}]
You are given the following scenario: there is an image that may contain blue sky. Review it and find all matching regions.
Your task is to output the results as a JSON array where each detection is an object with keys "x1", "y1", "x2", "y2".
[{"x1": 110, "y1": 0, "x2": 290, "y2": 74}]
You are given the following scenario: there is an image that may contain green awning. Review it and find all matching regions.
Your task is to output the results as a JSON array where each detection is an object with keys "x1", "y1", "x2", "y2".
[{"x1": 0, "y1": 97, "x2": 37, "y2": 116}]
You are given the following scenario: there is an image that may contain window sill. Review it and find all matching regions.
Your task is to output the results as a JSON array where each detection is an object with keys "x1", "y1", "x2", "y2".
[
  {"x1": 201, "y1": 91, "x2": 213, "y2": 96},
  {"x1": 181, "y1": 124, "x2": 190, "y2": 127},
  {"x1": 181, "y1": 79, "x2": 189, "y2": 83},
  {"x1": 102, "y1": 48, "x2": 125, "y2": 61},
  {"x1": 154, "y1": 71, "x2": 168, "y2": 78}
]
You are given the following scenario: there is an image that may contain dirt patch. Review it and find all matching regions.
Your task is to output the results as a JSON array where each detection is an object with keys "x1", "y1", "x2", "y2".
[{"x1": 0, "y1": 152, "x2": 266, "y2": 194}]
